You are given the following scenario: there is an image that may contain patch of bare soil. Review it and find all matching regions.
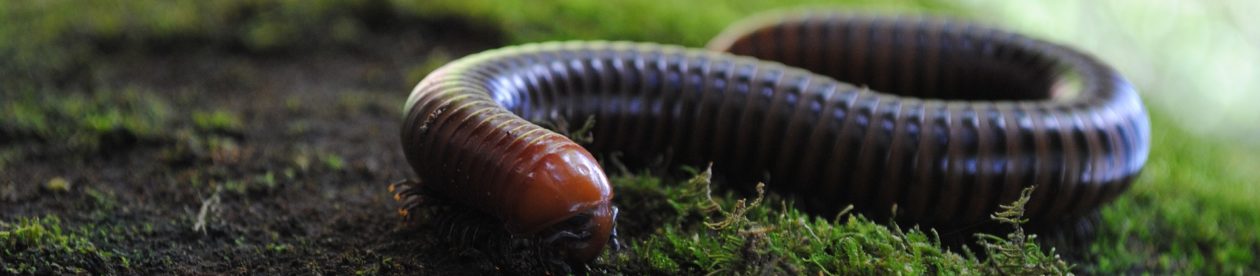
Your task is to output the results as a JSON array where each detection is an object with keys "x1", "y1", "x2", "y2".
[{"x1": 0, "y1": 19, "x2": 541, "y2": 274}]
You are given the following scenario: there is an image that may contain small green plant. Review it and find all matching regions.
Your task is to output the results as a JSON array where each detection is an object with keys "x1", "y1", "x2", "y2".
[{"x1": 972, "y1": 186, "x2": 1073, "y2": 275}]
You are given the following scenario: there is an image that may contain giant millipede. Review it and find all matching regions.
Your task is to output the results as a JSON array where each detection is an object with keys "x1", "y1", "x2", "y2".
[{"x1": 393, "y1": 11, "x2": 1150, "y2": 262}]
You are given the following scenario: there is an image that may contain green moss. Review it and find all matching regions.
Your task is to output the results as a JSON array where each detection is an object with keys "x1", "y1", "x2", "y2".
[
  {"x1": 220, "y1": 171, "x2": 282, "y2": 196},
  {"x1": 322, "y1": 153, "x2": 346, "y2": 171},
  {"x1": 192, "y1": 110, "x2": 244, "y2": 135},
  {"x1": 256, "y1": 172, "x2": 279, "y2": 191},
  {"x1": 600, "y1": 167, "x2": 1066, "y2": 274},
  {"x1": 84, "y1": 188, "x2": 120, "y2": 221},
  {"x1": 0, "y1": 216, "x2": 118, "y2": 274},
  {"x1": 0, "y1": 88, "x2": 173, "y2": 153}
]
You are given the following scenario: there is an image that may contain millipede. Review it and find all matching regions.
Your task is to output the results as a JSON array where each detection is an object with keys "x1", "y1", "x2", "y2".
[{"x1": 393, "y1": 11, "x2": 1150, "y2": 262}]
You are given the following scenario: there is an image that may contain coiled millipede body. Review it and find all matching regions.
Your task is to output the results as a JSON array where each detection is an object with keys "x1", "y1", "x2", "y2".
[{"x1": 397, "y1": 12, "x2": 1150, "y2": 262}]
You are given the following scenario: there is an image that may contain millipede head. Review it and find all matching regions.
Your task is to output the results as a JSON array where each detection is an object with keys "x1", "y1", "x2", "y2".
[{"x1": 505, "y1": 144, "x2": 616, "y2": 262}]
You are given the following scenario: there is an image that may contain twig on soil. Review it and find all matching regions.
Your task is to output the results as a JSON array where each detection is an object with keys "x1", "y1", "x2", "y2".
[{"x1": 193, "y1": 186, "x2": 223, "y2": 234}]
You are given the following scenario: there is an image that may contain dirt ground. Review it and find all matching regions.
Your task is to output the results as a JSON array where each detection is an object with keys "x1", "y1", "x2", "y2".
[{"x1": 0, "y1": 19, "x2": 569, "y2": 274}]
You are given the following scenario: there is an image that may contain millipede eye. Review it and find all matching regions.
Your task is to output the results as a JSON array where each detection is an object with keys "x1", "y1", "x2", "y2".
[{"x1": 565, "y1": 213, "x2": 592, "y2": 227}]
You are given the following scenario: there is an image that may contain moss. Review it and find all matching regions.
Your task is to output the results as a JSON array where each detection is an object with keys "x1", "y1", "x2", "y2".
[
  {"x1": 83, "y1": 188, "x2": 120, "y2": 221},
  {"x1": 599, "y1": 166, "x2": 1066, "y2": 274},
  {"x1": 220, "y1": 171, "x2": 283, "y2": 196},
  {"x1": 0, "y1": 216, "x2": 119, "y2": 274},
  {"x1": 192, "y1": 110, "x2": 244, "y2": 135},
  {"x1": 0, "y1": 88, "x2": 173, "y2": 153},
  {"x1": 255, "y1": 172, "x2": 279, "y2": 191},
  {"x1": 322, "y1": 153, "x2": 346, "y2": 171},
  {"x1": 973, "y1": 187, "x2": 1073, "y2": 274}
]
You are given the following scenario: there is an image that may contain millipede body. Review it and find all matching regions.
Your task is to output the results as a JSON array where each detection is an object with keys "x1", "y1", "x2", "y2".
[{"x1": 399, "y1": 12, "x2": 1150, "y2": 262}]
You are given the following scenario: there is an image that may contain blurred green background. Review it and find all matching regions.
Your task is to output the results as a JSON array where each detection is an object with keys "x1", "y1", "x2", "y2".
[
  {"x1": 961, "y1": 0, "x2": 1260, "y2": 145},
  {"x1": 2, "y1": 0, "x2": 1257, "y2": 274}
]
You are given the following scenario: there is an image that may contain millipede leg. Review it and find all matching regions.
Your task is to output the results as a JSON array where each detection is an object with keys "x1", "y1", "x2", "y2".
[{"x1": 389, "y1": 179, "x2": 426, "y2": 219}]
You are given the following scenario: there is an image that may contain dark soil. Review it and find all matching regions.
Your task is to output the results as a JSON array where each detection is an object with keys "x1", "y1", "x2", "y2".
[{"x1": 0, "y1": 19, "x2": 548, "y2": 274}]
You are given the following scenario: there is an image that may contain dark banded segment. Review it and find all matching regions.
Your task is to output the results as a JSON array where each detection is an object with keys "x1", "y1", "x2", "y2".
[
  {"x1": 401, "y1": 12, "x2": 1150, "y2": 261},
  {"x1": 707, "y1": 12, "x2": 1148, "y2": 225}
]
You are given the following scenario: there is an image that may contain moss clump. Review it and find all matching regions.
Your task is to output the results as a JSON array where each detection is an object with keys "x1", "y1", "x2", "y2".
[
  {"x1": 0, "y1": 216, "x2": 120, "y2": 274},
  {"x1": 0, "y1": 88, "x2": 173, "y2": 154},
  {"x1": 599, "y1": 167, "x2": 1069, "y2": 274},
  {"x1": 191, "y1": 110, "x2": 244, "y2": 136}
]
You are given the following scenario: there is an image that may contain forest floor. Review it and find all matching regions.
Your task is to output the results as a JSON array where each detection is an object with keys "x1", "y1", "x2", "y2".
[{"x1": 2, "y1": 1, "x2": 1258, "y2": 274}]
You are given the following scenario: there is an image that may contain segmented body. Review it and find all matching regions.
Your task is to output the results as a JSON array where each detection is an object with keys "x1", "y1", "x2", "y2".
[{"x1": 401, "y1": 12, "x2": 1150, "y2": 262}]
